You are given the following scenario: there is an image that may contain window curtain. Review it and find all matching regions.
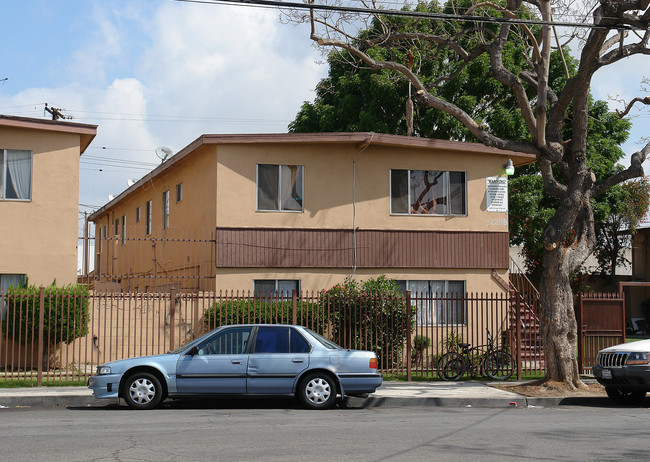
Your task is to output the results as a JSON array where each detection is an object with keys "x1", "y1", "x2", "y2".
[
  {"x1": 1, "y1": 274, "x2": 26, "y2": 321},
  {"x1": 257, "y1": 164, "x2": 279, "y2": 210},
  {"x1": 410, "y1": 170, "x2": 446, "y2": 215},
  {"x1": 390, "y1": 170, "x2": 409, "y2": 213},
  {"x1": 6, "y1": 150, "x2": 32, "y2": 199},
  {"x1": 280, "y1": 165, "x2": 302, "y2": 211},
  {"x1": 408, "y1": 280, "x2": 466, "y2": 326}
]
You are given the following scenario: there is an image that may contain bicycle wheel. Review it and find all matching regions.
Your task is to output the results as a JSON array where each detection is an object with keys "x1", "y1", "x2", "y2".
[
  {"x1": 437, "y1": 352, "x2": 466, "y2": 381},
  {"x1": 483, "y1": 350, "x2": 516, "y2": 380}
]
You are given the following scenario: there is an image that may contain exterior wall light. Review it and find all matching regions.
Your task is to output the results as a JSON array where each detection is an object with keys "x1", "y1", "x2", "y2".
[{"x1": 504, "y1": 159, "x2": 515, "y2": 176}]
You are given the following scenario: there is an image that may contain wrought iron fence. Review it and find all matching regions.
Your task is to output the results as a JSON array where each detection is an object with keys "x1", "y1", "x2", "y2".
[{"x1": 0, "y1": 288, "x2": 545, "y2": 385}]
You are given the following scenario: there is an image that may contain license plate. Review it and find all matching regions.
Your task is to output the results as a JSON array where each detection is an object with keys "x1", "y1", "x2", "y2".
[{"x1": 602, "y1": 369, "x2": 612, "y2": 379}]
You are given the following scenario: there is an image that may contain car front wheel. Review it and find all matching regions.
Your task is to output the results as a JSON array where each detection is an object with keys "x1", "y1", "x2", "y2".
[
  {"x1": 122, "y1": 372, "x2": 164, "y2": 410},
  {"x1": 297, "y1": 372, "x2": 337, "y2": 410},
  {"x1": 605, "y1": 387, "x2": 646, "y2": 405}
]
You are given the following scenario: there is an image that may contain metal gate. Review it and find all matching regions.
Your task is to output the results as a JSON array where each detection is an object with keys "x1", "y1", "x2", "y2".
[{"x1": 575, "y1": 292, "x2": 625, "y2": 374}]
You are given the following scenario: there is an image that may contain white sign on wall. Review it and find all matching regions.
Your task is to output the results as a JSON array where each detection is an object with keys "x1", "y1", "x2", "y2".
[{"x1": 486, "y1": 177, "x2": 508, "y2": 212}]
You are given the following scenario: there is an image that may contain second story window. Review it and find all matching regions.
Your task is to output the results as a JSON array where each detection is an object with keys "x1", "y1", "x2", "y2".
[
  {"x1": 162, "y1": 190, "x2": 169, "y2": 229},
  {"x1": 257, "y1": 164, "x2": 303, "y2": 212},
  {"x1": 1, "y1": 149, "x2": 32, "y2": 200},
  {"x1": 135, "y1": 206, "x2": 141, "y2": 223},
  {"x1": 114, "y1": 218, "x2": 119, "y2": 236},
  {"x1": 121, "y1": 215, "x2": 126, "y2": 244},
  {"x1": 390, "y1": 169, "x2": 467, "y2": 216},
  {"x1": 146, "y1": 200, "x2": 152, "y2": 235},
  {"x1": 176, "y1": 183, "x2": 183, "y2": 203}
]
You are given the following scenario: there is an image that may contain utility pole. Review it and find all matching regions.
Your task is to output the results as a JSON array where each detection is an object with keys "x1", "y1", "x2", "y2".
[{"x1": 44, "y1": 103, "x2": 68, "y2": 120}]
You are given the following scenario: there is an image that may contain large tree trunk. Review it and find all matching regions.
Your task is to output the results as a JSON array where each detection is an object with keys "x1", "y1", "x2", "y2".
[{"x1": 539, "y1": 248, "x2": 583, "y2": 389}]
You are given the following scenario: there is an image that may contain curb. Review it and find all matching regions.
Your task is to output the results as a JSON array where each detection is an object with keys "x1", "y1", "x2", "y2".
[
  {"x1": 0, "y1": 395, "x2": 105, "y2": 409},
  {"x1": 346, "y1": 396, "x2": 603, "y2": 408},
  {"x1": 0, "y1": 393, "x2": 606, "y2": 409}
]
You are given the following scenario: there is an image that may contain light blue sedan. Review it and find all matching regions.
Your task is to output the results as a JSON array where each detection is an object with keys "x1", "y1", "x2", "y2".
[{"x1": 88, "y1": 324, "x2": 382, "y2": 410}]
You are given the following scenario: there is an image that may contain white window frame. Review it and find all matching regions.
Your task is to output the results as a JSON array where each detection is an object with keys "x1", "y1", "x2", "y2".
[
  {"x1": 0, "y1": 149, "x2": 33, "y2": 201},
  {"x1": 253, "y1": 279, "x2": 301, "y2": 298},
  {"x1": 1, "y1": 274, "x2": 27, "y2": 320},
  {"x1": 397, "y1": 280, "x2": 466, "y2": 326},
  {"x1": 256, "y1": 164, "x2": 304, "y2": 212},
  {"x1": 162, "y1": 191, "x2": 169, "y2": 229},
  {"x1": 389, "y1": 169, "x2": 467, "y2": 216}
]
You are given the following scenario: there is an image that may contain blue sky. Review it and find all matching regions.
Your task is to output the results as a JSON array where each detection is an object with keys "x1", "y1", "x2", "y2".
[
  {"x1": 1, "y1": 1, "x2": 649, "y2": 237},
  {"x1": 1, "y1": 0, "x2": 326, "y2": 221}
]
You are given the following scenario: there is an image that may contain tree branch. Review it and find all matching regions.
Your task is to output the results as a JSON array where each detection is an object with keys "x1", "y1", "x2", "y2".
[
  {"x1": 616, "y1": 95, "x2": 650, "y2": 117},
  {"x1": 592, "y1": 142, "x2": 650, "y2": 196}
]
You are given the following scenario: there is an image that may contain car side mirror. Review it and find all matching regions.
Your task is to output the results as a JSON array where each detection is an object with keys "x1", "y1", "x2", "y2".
[{"x1": 187, "y1": 346, "x2": 199, "y2": 356}]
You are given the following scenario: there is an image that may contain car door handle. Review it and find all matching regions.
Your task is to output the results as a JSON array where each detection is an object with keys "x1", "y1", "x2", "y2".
[
  {"x1": 292, "y1": 359, "x2": 304, "y2": 363},
  {"x1": 231, "y1": 360, "x2": 243, "y2": 365}
]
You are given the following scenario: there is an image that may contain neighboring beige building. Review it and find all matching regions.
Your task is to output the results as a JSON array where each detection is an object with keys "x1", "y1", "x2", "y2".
[
  {"x1": 89, "y1": 133, "x2": 533, "y2": 300},
  {"x1": 0, "y1": 115, "x2": 97, "y2": 289}
]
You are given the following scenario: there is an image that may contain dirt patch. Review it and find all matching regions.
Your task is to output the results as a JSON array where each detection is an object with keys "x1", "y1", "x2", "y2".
[{"x1": 490, "y1": 380, "x2": 607, "y2": 398}]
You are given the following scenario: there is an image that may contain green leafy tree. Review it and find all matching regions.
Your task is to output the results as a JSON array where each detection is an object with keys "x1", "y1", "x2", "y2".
[
  {"x1": 509, "y1": 98, "x2": 633, "y2": 287},
  {"x1": 594, "y1": 178, "x2": 650, "y2": 290},
  {"x1": 286, "y1": 0, "x2": 650, "y2": 388},
  {"x1": 291, "y1": 5, "x2": 632, "y2": 293}
]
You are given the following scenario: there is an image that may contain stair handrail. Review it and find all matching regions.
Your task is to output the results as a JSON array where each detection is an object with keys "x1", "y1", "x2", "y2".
[{"x1": 509, "y1": 256, "x2": 539, "y2": 298}]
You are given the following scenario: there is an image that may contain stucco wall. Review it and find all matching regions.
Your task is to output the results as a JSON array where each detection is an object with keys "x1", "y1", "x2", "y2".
[
  {"x1": 214, "y1": 268, "x2": 505, "y2": 295},
  {"x1": 0, "y1": 127, "x2": 82, "y2": 285},
  {"x1": 91, "y1": 138, "x2": 512, "y2": 294},
  {"x1": 215, "y1": 142, "x2": 510, "y2": 233}
]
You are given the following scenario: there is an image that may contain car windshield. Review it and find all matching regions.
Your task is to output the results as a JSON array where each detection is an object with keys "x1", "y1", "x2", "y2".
[
  {"x1": 167, "y1": 328, "x2": 218, "y2": 354},
  {"x1": 304, "y1": 328, "x2": 343, "y2": 350}
]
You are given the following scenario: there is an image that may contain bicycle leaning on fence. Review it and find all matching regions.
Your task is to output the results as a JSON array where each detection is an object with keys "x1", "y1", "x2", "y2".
[{"x1": 437, "y1": 329, "x2": 516, "y2": 381}]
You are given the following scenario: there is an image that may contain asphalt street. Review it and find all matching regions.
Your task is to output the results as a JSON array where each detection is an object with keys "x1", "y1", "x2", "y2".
[{"x1": 2, "y1": 403, "x2": 650, "y2": 461}]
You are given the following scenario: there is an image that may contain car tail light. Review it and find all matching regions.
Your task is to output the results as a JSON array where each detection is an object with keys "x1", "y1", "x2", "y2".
[{"x1": 369, "y1": 358, "x2": 377, "y2": 369}]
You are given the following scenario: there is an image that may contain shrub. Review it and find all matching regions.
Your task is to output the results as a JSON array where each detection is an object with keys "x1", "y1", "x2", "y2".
[
  {"x1": 412, "y1": 335, "x2": 431, "y2": 367},
  {"x1": 442, "y1": 329, "x2": 464, "y2": 353},
  {"x1": 413, "y1": 335, "x2": 431, "y2": 352},
  {"x1": 319, "y1": 276, "x2": 414, "y2": 369},
  {"x1": 2, "y1": 284, "x2": 89, "y2": 345}
]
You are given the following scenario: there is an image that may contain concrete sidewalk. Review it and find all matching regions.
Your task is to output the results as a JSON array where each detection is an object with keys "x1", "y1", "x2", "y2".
[{"x1": 0, "y1": 381, "x2": 608, "y2": 409}]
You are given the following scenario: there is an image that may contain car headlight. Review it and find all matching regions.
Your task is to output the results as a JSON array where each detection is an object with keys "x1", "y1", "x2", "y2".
[
  {"x1": 627, "y1": 352, "x2": 650, "y2": 365},
  {"x1": 96, "y1": 365, "x2": 112, "y2": 375}
]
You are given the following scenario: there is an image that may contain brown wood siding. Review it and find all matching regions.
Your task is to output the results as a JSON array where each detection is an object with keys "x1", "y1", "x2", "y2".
[{"x1": 215, "y1": 228, "x2": 508, "y2": 269}]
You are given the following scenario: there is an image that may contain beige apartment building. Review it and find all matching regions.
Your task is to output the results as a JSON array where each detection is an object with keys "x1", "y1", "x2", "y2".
[
  {"x1": 0, "y1": 115, "x2": 97, "y2": 290},
  {"x1": 89, "y1": 132, "x2": 533, "y2": 298}
]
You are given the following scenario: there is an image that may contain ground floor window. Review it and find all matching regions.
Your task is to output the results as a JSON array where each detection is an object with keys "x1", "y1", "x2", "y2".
[
  {"x1": 396, "y1": 280, "x2": 466, "y2": 326},
  {"x1": 0, "y1": 273, "x2": 27, "y2": 320},
  {"x1": 253, "y1": 279, "x2": 300, "y2": 298}
]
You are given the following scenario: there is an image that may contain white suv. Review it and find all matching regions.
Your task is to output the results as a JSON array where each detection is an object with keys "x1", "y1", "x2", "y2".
[{"x1": 593, "y1": 339, "x2": 650, "y2": 404}]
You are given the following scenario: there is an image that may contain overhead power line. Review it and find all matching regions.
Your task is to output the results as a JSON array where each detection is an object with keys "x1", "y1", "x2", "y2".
[{"x1": 174, "y1": 0, "x2": 643, "y2": 31}]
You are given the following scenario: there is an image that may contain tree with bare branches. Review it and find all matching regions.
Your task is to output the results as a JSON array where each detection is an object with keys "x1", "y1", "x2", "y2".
[{"x1": 287, "y1": 0, "x2": 650, "y2": 388}]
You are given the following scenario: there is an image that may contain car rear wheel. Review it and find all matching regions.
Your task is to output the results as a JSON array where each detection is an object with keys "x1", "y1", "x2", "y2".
[
  {"x1": 605, "y1": 387, "x2": 646, "y2": 405},
  {"x1": 297, "y1": 372, "x2": 337, "y2": 410},
  {"x1": 122, "y1": 372, "x2": 163, "y2": 410}
]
